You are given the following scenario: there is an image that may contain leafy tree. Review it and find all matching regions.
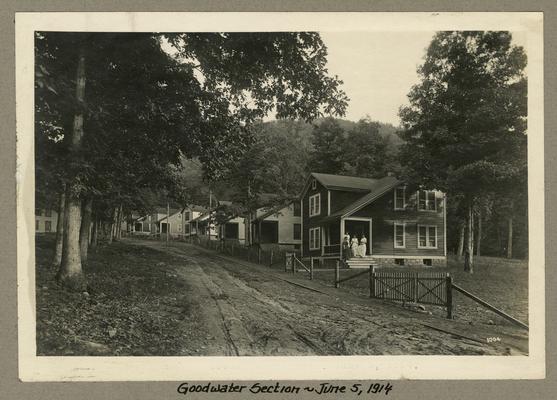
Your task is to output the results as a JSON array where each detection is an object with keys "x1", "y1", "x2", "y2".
[
  {"x1": 309, "y1": 117, "x2": 347, "y2": 173},
  {"x1": 342, "y1": 118, "x2": 397, "y2": 178},
  {"x1": 398, "y1": 31, "x2": 527, "y2": 272},
  {"x1": 36, "y1": 32, "x2": 348, "y2": 290}
]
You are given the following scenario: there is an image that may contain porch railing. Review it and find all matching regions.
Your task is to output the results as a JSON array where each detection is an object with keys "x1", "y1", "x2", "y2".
[{"x1": 323, "y1": 244, "x2": 340, "y2": 255}]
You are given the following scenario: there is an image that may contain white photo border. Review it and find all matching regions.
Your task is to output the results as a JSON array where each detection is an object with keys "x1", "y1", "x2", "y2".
[{"x1": 16, "y1": 11, "x2": 545, "y2": 381}]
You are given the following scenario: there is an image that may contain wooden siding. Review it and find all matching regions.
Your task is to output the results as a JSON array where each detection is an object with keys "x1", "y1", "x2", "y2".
[
  {"x1": 255, "y1": 204, "x2": 301, "y2": 245},
  {"x1": 351, "y1": 189, "x2": 445, "y2": 257},
  {"x1": 302, "y1": 178, "x2": 329, "y2": 256}
]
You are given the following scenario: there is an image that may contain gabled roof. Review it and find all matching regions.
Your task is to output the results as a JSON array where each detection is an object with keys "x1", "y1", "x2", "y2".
[
  {"x1": 252, "y1": 202, "x2": 292, "y2": 223},
  {"x1": 321, "y1": 176, "x2": 401, "y2": 222},
  {"x1": 310, "y1": 172, "x2": 380, "y2": 192},
  {"x1": 182, "y1": 204, "x2": 208, "y2": 213},
  {"x1": 190, "y1": 212, "x2": 212, "y2": 223},
  {"x1": 156, "y1": 209, "x2": 182, "y2": 223}
]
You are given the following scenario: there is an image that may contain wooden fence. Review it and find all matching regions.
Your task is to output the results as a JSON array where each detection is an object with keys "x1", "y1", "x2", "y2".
[
  {"x1": 186, "y1": 236, "x2": 528, "y2": 329},
  {"x1": 371, "y1": 271, "x2": 453, "y2": 317},
  {"x1": 187, "y1": 235, "x2": 294, "y2": 268}
]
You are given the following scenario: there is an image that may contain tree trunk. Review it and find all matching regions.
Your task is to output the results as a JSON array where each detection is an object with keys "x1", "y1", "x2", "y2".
[
  {"x1": 90, "y1": 215, "x2": 98, "y2": 249},
  {"x1": 108, "y1": 208, "x2": 115, "y2": 244},
  {"x1": 52, "y1": 190, "x2": 65, "y2": 267},
  {"x1": 476, "y1": 212, "x2": 482, "y2": 257},
  {"x1": 79, "y1": 197, "x2": 93, "y2": 263},
  {"x1": 507, "y1": 215, "x2": 514, "y2": 259},
  {"x1": 57, "y1": 46, "x2": 87, "y2": 291},
  {"x1": 115, "y1": 204, "x2": 123, "y2": 240},
  {"x1": 464, "y1": 202, "x2": 474, "y2": 273},
  {"x1": 457, "y1": 223, "x2": 465, "y2": 259}
]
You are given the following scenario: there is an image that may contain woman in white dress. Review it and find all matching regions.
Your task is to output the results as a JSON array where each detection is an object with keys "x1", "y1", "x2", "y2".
[
  {"x1": 359, "y1": 235, "x2": 368, "y2": 257},
  {"x1": 351, "y1": 236, "x2": 360, "y2": 258}
]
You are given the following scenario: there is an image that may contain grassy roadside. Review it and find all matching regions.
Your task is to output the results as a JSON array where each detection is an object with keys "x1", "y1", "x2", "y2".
[
  {"x1": 36, "y1": 235, "x2": 203, "y2": 356},
  {"x1": 311, "y1": 255, "x2": 528, "y2": 327}
]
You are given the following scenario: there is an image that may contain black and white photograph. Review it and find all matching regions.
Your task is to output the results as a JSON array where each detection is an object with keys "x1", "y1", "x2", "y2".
[{"x1": 16, "y1": 12, "x2": 544, "y2": 381}]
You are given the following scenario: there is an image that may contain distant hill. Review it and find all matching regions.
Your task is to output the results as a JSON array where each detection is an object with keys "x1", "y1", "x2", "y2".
[{"x1": 260, "y1": 117, "x2": 404, "y2": 147}]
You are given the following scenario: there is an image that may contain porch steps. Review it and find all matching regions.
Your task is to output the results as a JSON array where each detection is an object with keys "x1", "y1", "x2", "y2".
[{"x1": 345, "y1": 256, "x2": 377, "y2": 269}]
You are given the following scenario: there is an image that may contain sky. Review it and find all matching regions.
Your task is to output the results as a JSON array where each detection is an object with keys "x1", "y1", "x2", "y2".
[
  {"x1": 162, "y1": 31, "x2": 527, "y2": 127},
  {"x1": 318, "y1": 31, "x2": 528, "y2": 126}
]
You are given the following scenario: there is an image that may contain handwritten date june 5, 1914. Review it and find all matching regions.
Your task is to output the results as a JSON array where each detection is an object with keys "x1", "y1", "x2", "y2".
[
  {"x1": 306, "y1": 382, "x2": 393, "y2": 395},
  {"x1": 177, "y1": 382, "x2": 393, "y2": 396}
]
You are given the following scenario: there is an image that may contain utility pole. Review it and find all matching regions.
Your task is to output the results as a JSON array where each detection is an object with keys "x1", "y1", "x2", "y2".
[{"x1": 166, "y1": 201, "x2": 170, "y2": 247}]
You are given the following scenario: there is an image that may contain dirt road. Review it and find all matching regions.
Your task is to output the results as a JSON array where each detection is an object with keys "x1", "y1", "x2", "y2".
[{"x1": 128, "y1": 239, "x2": 528, "y2": 356}]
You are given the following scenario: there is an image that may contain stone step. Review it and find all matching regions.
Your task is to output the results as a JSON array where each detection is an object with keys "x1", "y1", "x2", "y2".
[{"x1": 346, "y1": 258, "x2": 377, "y2": 269}]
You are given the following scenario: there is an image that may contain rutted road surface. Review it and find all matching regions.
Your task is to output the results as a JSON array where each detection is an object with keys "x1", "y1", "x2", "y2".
[{"x1": 128, "y1": 239, "x2": 528, "y2": 356}]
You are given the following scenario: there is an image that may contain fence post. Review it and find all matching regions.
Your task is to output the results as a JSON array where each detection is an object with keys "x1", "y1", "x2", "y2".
[
  {"x1": 285, "y1": 254, "x2": 288, "y2": 272},
  {"x1": 414, "y1": 272, "x2": 418, "y2": 303},
  {"x1": 269, "y1": 250, "x2": 273, "y2": 267},
  {"x1": 310, "y1": 257, "x2": 314, "y2": 280},
  {"x1": 258, "y1": 248, "x2": 261, "y2": 264},
  {"x1": 335, "y1": 260, "x2": 340, "y2": 288},
  {"x1": 446, "y1": 274, "x2": 453, "y2": 319},
  {"x1": 369, "y1": 266, "x2": 374, "y2": 298},
  {"x1": 291, "y1": 254, "x2": 296, "y2": 273}
]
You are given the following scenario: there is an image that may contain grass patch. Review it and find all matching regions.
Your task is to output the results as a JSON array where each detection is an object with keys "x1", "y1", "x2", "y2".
[
  {"x1": 36, "y1": 235, "x2": 200, "y2": 356},
  {"x1": 311, "y1": 255, "x2": 528, "y2": 327}
]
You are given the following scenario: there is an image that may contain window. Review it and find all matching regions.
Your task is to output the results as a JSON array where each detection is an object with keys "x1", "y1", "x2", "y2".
[
  {"x1": 184, "y1": 211, "x2": 190, "y2": 221},
  {"x1": 309, "y1": 193, "x2": 321, "y2": 217},
  {"x1": 45, "y1": 221, "x2": 52, "y2": 232},
  {"x1": 394, "y1": 223, "x2": 405, "y2": 248},
  {"x1": 418, "y1": 225, "x2": 438, "y2": 248},
  {"x1": 293, "y1": 202, "x2": 301, "y2": 217},
  {"x1": 293, "y1": 223, "x2": 301, "y2": 240},
  {"x1": 394, "y1": 258, "x2": 405, "y2": 266},
  {"x1": 311, "y1": 179, "x2": 317, "y2": 190},
  {"x1": 309, "y1": 227, "x2": 321, "y2": 250},
  {"x1": 394, "y1": 187, "x2": 406, "y2": 210},
  {"x1": 423, "y1": 259, "x2": 432, "y2": 266},
  {"x1": 418, "y1": 190, "x2": 436, "y2": 211},
  {"x1": 35, "y1": 220, "x2": 39, "y2": 231},
  {"x1": 44, "y1": 209, "x2": 52, "y2": 217}
]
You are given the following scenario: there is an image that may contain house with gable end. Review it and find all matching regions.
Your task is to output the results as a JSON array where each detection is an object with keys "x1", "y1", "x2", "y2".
[{"x1": 300, "y1": 172, "x2": 447, "y2": 268}]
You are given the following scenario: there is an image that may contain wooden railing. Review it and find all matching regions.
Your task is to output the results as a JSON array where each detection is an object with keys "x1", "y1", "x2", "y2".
[{"x1": 323, "y1": 244, "x2": 340, "y2": 255}]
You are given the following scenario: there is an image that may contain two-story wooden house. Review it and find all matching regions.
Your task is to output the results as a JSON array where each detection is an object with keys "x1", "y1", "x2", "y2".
[
  {"x1": 251, "y1": 201, "x2": 302, "y2": 250},
  {"x1": 300, "y1": 172, "x2": 447, "y2": 268}
]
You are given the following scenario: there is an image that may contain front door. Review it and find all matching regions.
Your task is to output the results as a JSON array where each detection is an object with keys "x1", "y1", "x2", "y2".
[{"x1": 343, "y1": 218, "x2": 372, "y2": 255}]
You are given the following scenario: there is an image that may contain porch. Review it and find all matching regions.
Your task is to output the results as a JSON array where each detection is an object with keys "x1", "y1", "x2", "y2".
[{"x1": 319, "y1": 217, "x2": 372, "y2": 258}]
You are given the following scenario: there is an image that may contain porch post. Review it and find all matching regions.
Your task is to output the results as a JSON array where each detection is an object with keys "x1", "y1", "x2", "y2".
[{"x1": 339, "y1": 218, "x2": 344, "y2": 259}]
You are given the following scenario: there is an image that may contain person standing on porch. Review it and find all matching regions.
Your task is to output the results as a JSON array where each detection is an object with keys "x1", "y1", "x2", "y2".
[
  {"x1": 342, "y1": 233, "x2": 351, "y2": 260},
  {"x1": 359, "y1": 234, "x2": 368, "y2": 257},
  {"x1": 350, "y1": 235, "x2": 359, "y2": 259}
]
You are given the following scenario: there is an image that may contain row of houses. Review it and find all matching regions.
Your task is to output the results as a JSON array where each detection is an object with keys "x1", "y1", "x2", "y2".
[
  {"x1": 35, "y1": 172, "x2": 447, "y2": 268},
  {"x1": 128, "y1": 172, "x2": 446, "y2": 268}
]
